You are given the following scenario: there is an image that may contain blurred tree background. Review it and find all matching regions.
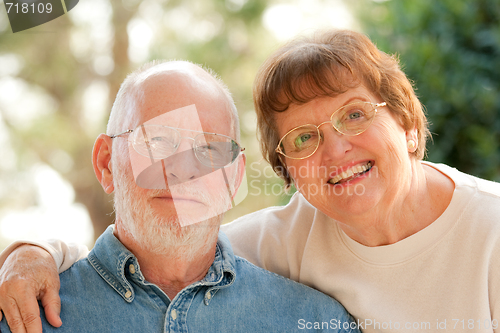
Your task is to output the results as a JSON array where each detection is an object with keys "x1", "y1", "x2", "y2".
[
  {"x1": 355, "y1": 0, "x2": 500, "y2": 181},
  {"x1": 0, "y1": 0, "x2": 498, "y2": 248}
]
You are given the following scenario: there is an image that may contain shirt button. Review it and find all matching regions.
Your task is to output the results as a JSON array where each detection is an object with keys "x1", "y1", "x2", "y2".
[
  {"x1": 129, "y1": 264, "x2": 136, "y2": 274},
  {"x1": 206, "y1": 292, "x2": 212, "y2": 300},
  {"x1": 171, "y1": 309, "x2": 177, "y2": 320},
  {"x1": 125, "y1": 290, "x2": 132, "y2": 299}
]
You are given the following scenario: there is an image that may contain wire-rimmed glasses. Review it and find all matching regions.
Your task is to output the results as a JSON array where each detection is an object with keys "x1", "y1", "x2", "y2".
[
  {"x1": 111, "y1": 124, "x2": 244, "y2": 168},
  {"x1": 275, "y1": 101, "x2": 386, "y2": 160}
]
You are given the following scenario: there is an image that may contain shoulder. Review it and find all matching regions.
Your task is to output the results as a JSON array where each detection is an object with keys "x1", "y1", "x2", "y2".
[
  {"x1": 425, "y1": 162, "x2": 500, "y2": 208},
  {"x1": 57, "y1": 257, "x2": 106, "y2": 294},
  {"x1": 230, "y1": 256, "x2": 359, "y2": 332},
  {"x1": 427, "y1": 163, "x2": 500, "y2": 246},
  {"x1": 59, "y1": 255, "x2": 93, "y2": 274},
  {"x1": 221, "y1": 192, "x2": 328, "y2": 271},
  {"x1": 233, "y1": 255, "x2": 338, "y2": 305},
  {"x1": 222, "y1": 191, "x2": 321, "y2": 237},
  {"x1": 426, "y1": 162, "x2": 500, "y2": 194},
  {"x1": 213, "y1": 256, "x2": 358, "y2": 332}
]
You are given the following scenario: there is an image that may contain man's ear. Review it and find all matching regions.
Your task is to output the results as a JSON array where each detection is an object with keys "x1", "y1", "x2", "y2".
[{"x1": 93, "y1": 134, "x2": 114, "y2": 194}]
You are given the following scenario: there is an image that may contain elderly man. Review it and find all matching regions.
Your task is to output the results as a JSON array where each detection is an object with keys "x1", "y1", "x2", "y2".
[{"x1": 0, "y1": 61, "x2": 357, "y2": 333}]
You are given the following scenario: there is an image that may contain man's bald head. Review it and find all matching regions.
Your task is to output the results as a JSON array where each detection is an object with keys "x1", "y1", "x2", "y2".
[{"x1": 107, "y1": 60, "x2": 239, "y2": 141}]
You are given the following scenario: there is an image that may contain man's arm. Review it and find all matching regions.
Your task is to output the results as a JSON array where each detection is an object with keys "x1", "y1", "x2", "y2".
[{"x1": 0, "y1": 240, "x2": 89, "y2": 333}]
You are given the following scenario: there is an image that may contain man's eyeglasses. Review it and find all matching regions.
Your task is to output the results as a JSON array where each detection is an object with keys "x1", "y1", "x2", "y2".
[
  {"x1": 276, "y1": 101, "x2": 386, "y2": 160},
  {"x1": 111, "y1": 124, "x2": 245, "y2": 168}
]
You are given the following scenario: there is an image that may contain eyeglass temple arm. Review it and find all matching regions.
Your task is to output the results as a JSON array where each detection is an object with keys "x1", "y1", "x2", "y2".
[{"x1": 110, "y1": 129, "x2": 134, "y2": 139}]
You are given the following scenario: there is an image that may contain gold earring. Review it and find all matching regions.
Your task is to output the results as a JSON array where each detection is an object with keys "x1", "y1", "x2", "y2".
[{"x1": 407, "y1": 139, "x2": 416, "y2": 152}]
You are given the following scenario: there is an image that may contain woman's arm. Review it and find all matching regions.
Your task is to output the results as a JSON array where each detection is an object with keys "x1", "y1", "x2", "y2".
[
  {"x1": 0, "y1": 240, "x2": 89, "y2": 273},
  {"x1": 0, "y1": 240, "x2": 89, "y2": 332}
]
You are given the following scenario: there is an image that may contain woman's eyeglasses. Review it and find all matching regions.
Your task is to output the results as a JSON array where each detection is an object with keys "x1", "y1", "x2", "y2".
[{"x1": 275, "y1": 101, "x2": 386, "y2": 160}]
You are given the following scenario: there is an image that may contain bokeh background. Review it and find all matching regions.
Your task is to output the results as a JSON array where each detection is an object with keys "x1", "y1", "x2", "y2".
[{"x1": 0, "y1": 0, "x2": 499, "y2": 249}]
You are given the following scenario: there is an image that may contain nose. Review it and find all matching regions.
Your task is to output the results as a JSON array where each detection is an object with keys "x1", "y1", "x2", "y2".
[
  {"x1": 162, "y1": 138, "x2": 204, "y2": 185},
  {"x1": 316, "y1": 122, "x2": 353, "y2": 161}
]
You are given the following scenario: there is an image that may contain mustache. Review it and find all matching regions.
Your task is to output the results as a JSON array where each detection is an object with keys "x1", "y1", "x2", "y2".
[{"x1": 148, "y1": 182, "x2": 213, "y2": 204}]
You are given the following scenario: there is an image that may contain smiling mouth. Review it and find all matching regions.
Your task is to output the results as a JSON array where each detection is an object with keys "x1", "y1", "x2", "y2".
[{"x1": 327, "y1": 161, "x2": 373, "y2": 185}]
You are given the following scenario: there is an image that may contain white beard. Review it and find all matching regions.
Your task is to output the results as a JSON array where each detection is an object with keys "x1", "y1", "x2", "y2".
[{"x1": 112, "y1": 161, "x2": 226, "y2": 262}]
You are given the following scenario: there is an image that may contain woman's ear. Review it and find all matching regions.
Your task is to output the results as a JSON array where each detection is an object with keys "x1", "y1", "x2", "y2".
[
  {"x1": 405, "y1": 127, "x2": 418, "y2": 153},
  {"x1": 93, "y1": 134, "x2": 114, "y2": 194}
]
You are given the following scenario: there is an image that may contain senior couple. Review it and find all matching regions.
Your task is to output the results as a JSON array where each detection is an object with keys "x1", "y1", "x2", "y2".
[{"x1": 1, "y1": 29, "x2": 499, "y2": 333}]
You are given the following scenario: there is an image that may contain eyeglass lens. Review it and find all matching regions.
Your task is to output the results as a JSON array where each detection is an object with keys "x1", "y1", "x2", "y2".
[
  {"x1": 130, "y1": 125, "x2": 239, "y2": 167},
  {"x1": 280, "y1": 102, "x2": 377, "y2": 158}
]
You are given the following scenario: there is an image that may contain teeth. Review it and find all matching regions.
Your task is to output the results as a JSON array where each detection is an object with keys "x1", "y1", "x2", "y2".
[{"x1": 328, "y1": 162, "x2": 372, "y2": 185}]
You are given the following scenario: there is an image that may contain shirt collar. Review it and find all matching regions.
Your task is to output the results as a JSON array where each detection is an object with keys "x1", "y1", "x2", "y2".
[{"x1": 88, "y1": 225, "x2": 237, "y2": 302}]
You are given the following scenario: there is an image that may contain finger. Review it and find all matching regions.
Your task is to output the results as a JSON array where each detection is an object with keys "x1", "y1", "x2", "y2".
[
  {"x1": 2, "y1": 297, "x2": 28, "y2": 333},
  {"x1": 41, "y1": 288, "x2": 62, "y2": 328},
  {"x1": 17, "y1": 295, "x2": 43, "y2": 333}
]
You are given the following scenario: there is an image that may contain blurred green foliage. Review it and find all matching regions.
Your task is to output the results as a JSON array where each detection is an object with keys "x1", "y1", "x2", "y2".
[{"x1": 357, "y1": 0, "x2": 500, "y2": 181}]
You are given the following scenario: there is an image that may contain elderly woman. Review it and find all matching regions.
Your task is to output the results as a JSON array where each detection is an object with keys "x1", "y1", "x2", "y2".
[
  {"x1": 225, "y1": 30, "x2": 500, "y2": 331},
  {"x1": 1, "y1": 30, "x2": 499, "y2": 332}
]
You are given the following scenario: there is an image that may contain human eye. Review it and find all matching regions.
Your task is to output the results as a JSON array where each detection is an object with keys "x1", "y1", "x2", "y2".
[
  {"x1": 147, "y1": 135, "x2": 175, "y2": 148},
  {"x1": 149, "y1": 136, "x2": 166, "y2": 142},
  {"x1": 295, "y1": 133, "x2": 312, "y2": 147},
  {"x1": 197, "y1": 143, "x2": 213, "y2": 153},
  {"x1": 335, "y1": 104, "x2": 370, "y2": 127},
  {"x1": 344, "y1": 108, "x2": 366, "y2": 121},
  {"x1": 141, "y1": 127, "x2": 178, "y2": 156},
  {"x1": 197, "y1": 141, "x2": 227, "y2": 156},
  {"x1": 349, "y1": 110, "x2": 363, "y2": 119},
  {"x1": 289, "y1": 130, "x2": 318, "y2": 151},
  {"x1": 331, "y1": 103, "x2": 377, "y2": 135}
]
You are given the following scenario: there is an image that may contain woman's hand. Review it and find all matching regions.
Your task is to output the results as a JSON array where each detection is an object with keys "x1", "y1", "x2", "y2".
[{"x1": 0, "y1": 245, "x2": 62, "y2": 333}]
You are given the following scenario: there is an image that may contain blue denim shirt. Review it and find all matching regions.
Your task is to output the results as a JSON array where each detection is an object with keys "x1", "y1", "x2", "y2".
[{"x1": 0, "y1": 226, "x2": 359, "y2": 332}]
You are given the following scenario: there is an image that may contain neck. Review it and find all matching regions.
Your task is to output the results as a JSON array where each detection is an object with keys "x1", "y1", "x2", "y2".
[
  {"x1": 339, "y1": 160, "x2": 454, "y2": 246},
  {"x1": 113, "y1": 221, "x2": 218, "y2": 300}
]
